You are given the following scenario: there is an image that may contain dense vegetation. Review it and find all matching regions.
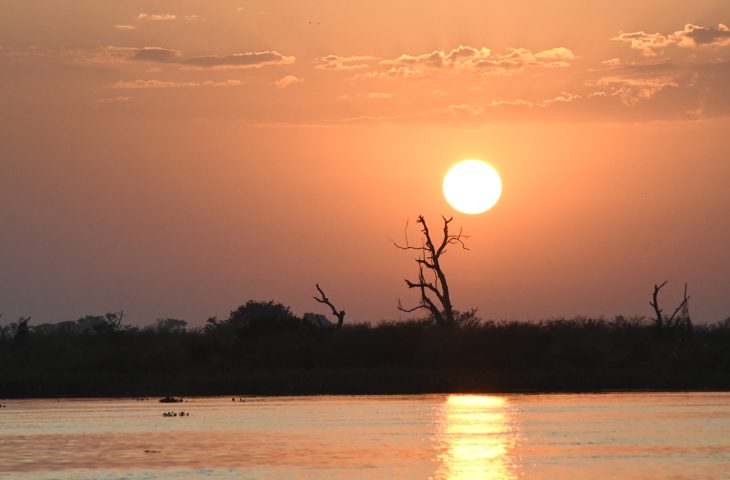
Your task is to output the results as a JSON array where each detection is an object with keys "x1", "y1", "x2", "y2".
[{"x1": 1, "y1": 301, "x2": 729, "y2": 397}]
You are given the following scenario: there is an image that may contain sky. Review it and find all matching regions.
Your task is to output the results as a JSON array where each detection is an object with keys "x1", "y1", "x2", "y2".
[{"x1": 1, "y1": 0, "x2": 729, "y2": 326}]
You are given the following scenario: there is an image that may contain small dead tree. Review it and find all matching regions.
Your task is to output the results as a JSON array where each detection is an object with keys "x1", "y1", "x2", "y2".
[
  {"x1": 395, "y1": 215, "x2": 468, "y2": 327},
  {"x1": 650, "y1": 281, "x2": 691, "y2": 331},
  {"x1": 14, "y1": 316, "x2": 31, "y2": 345},
  {"x1": 313, "y1": 283, "x2": 346, "y2": 328}
]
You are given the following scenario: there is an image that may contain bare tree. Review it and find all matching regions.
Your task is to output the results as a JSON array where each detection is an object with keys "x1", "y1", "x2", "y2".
[
  {"x1": 650, "y1": 281, "x2": 691, "y2": 331},
  {"x1": 395, "y1": 215, "x2": 468, "y2": 327},
  {"x1": 14, "y1": 316, "x2": 31, "y2": 344},
  {"x1": 313, "y1": 283, "x2": 346, "y2": 328}
]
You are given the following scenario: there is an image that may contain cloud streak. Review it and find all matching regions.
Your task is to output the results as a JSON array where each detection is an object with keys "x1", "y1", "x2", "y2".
[
  {"x1": 79, "y1": 46, "x2": 294, "y2": 69},
  {"x1": 112, "y1": 79, "x2": 242, "y2": 89},
  {"x1": 613, "y1": 23, "x2": 730, "y2": 56},
  {"x1": 313, "y1": 55, "x2": 378, "y2": 71},
  {"x1": 342, "y1": 45, "x2": 574, "y2": 78},
  {"x1": 137, "y1": 13, "x2": 177, "y2": 21},
  {"x1": 275, "y1": 75, "x2": 303, "y2": 88}
]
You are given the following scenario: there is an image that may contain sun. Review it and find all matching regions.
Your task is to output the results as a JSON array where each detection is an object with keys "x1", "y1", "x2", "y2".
[{"x1": 443, "y1": 160, "x2": 502, "y2": 214}]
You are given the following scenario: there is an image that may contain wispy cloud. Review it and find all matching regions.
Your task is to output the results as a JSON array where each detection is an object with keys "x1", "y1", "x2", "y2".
[
  {"x1": 313, "y1": 55, "x2": 378, "y2": 71},
  {"x1": 591, "y1": 74, "x2": 680, "y2": 106},
  {"x1": 137, "y1": 13, "x2": 177, "y2": 21},
  {"x1": 112, "y1": 79, "x2": 242, "y2": 89},
  {"x1": 613, "y1": 23, "x2": 730, "y2": 56},
  {"x1": 274, "y1": 75, "x2": 303, "y2": 88},
  {"x1": 348, "y1": 45, "x2": 574, "y2": 78},
  {"x1": 93, "y1": 96, "x2": 132, "y2": 108},
  {"x1": 182, "y1": 52, "x2": 293, "y2": 69},
  {"x1": 368, "y1": 92, "x2": 394, "y2": 99},
  {"x1": 78, "y1": 46, "x2": 294, "y2": 69},
  {"x1": 114, "y1": 24, "x2": 136, "y2": 31}
]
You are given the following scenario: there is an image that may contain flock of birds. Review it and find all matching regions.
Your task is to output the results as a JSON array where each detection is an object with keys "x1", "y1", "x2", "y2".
[{"x1": 162, "y1": 411, "x2": 189, "y2": 417}]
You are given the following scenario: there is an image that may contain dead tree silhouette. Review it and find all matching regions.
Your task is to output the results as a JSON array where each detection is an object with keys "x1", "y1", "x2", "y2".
[
  {"x1": 395, "y1": 215, "x2": 468, "y2": 327},
  {"x1": 650, "y1": 281, "x2": 691, "y2": 331},
  {"x1": 15, "y1": 316, "x2": 31, "y2": 344},
  {"x1": 313, "y1": 283, "x2": 346, "y2": 328}
]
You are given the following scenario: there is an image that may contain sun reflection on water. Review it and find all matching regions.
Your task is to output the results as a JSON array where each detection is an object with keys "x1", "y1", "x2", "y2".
[{"x1": 434, "y1": 395, "x2": 516, "y2": 480}]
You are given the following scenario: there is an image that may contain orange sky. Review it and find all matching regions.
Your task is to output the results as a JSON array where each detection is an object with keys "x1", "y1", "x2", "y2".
[{"x1": 1, "y1": 1, "x2": 728, "y2": 325}]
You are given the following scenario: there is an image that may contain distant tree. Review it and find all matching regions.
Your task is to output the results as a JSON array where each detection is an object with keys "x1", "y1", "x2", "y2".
[
  {"x1": 153, "y1": 318, "x2": 188, "y2": 333},
  {"x1": 76, "y1": 315, "x2": 107, "y2": 334},
  {"x1": 650, "y1": 281, "x2": 692, "y2": 333},
  {"x1": 75, "y1": 311, "x2": 125, "y2": 335},
  {"x1": 395, "y1": 215, "x2": 468, "y2": 328},
  {"x1": 205, "y1": 316, "x2": 222, "y2": 332},
  {"x1": 14, "y1": 316, "x2": 31, "y2": 345},
  {"x1": 313, "y1": 283, "x2": 346, "y2": 328},
  {"x1": 227, "y1": 300, "x2": 301, "y2": 334}
]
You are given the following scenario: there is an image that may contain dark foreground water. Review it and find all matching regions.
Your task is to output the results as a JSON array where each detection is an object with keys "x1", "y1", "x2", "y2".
[{"x1": 1, "y1": 393, "x2": 728, "y2": 479}]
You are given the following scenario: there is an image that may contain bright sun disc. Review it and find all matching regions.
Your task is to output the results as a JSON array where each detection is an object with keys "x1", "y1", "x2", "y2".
[{"x1": 443, "y1": 160, "x2": 502, "y2": 214}]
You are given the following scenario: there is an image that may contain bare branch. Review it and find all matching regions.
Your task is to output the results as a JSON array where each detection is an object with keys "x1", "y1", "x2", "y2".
[
  {"x1": 313, "y1": 283, "x2": 346, "y2": 328},
  {"x1": 393, "y1": 242, "x2": 427, "y2": 251},
  {"x1": 397, "y1": 299, "x2": 429, "y2": 313},
  {"x1": 650, "y1": 281, "x2": 668, "y2": 328},
  {"x1": 668, "y1": 283, "x2": 690, "y2": 323}
]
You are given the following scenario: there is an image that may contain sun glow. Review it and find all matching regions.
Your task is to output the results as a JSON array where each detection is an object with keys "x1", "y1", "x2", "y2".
[
  {"x1": 443, "y1": 160, "x2": 502, "y2": 214},
  {"x1": 436, "y1": 395, "x2": 516, "y2": 480}
]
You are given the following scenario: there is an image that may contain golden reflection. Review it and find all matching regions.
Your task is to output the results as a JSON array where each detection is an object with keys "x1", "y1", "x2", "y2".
[{"x1": 434, "y1": 395, "x2": 516, "y2": 480}]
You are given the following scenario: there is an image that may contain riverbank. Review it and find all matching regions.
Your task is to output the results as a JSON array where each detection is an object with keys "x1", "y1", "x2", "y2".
[
  {"x1": 3, "y1": 368, "x2": 730, "y2": 398},
  {"x1": 2, "y1": 317, "x2": 728, "y2": 397}
]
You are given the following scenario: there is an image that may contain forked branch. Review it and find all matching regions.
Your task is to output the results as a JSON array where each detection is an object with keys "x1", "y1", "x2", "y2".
[
  {"x1": 313, "y1": 283, "x2": 346, "y2": 328},
  {"x1": 650, "y1": 281, "x2": 692, "y2": 331}
]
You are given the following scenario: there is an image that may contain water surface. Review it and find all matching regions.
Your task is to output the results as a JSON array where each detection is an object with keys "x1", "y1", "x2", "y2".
[{"x1": 1, "y1": 393, "x2": 728, "y2": 479}]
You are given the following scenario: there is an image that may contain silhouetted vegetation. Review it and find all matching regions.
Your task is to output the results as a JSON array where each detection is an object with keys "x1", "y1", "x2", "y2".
[
  {"x1": 1, "y1": 302, "x2": 729, "y2": 397},
  {"x1": 396, "y1": 215, "x2": 467, "y2": 327}
]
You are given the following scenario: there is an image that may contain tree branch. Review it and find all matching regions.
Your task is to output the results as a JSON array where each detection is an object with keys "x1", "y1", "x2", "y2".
[
  {"x1": 667, "y1": 283, "x2": 690, "y2": 323},
  {"x1": 313, "y1": 283, "x2": 346, "y2": 328},
  {"x1": 650, "y1": 281, "x2": 667, "y2": 328}
]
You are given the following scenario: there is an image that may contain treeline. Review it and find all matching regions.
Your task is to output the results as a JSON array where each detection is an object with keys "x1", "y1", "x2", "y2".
[{"x1": 1, "y1": 301, "x2": 730, "y2": 397}]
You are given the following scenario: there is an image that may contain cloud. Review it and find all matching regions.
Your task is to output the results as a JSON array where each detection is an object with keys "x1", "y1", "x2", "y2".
[
  {"x1": 368, "y1": 92, "x2": 394, "y2": 99},
  {"x1": 613, "y1": 23, "x2": 730, "y2": 56},
  {"x1": 592, "y1": 74, "x2": 680, "y2": 106},
  {"x1": 182, "y1": 51, "x2": 294, "y2": 69},
  {"x1": 137, "y1": 13, "x2": 176, "y2": 21},
  {"x1": 78, "y1": 46, "x2": 294, "y2": 69},
  {"x1": 114, "y1": 24, "x2": 136, "y2": 31},
  {"x1": 112, "y1": 79, "x2": 242, "y2": 89},
  {"x1": 93, "y1": 96, "x2": 132, "y2": 108},
  {"x1": 356, "y1": 45, "x2": 574, "y2": 78},
  {"x1": 427, "y1": 89, "x2": 454, "y2": 96},
  {"x1": 313, "y1": 55, "x2": 378, "y2": 71},
  {"x1": 331, "y1": 59, "x2": 730, "y2": 125},
  {"x1": 274, "y1": 75, "x2": 303, "y2": 88},
  {"x1": 131, "y1": 47, "x2": 181, "y2": 63}
]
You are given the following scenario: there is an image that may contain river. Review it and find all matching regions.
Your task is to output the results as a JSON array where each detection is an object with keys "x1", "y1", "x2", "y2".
[{"x1": 1, "y1": 393, "x2": 728, "y2": 479}]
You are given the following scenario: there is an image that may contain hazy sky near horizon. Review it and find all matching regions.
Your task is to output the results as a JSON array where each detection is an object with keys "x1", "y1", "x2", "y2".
[{"x1": 1, "y1": 1, "x2": 729, "y2": 326}]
